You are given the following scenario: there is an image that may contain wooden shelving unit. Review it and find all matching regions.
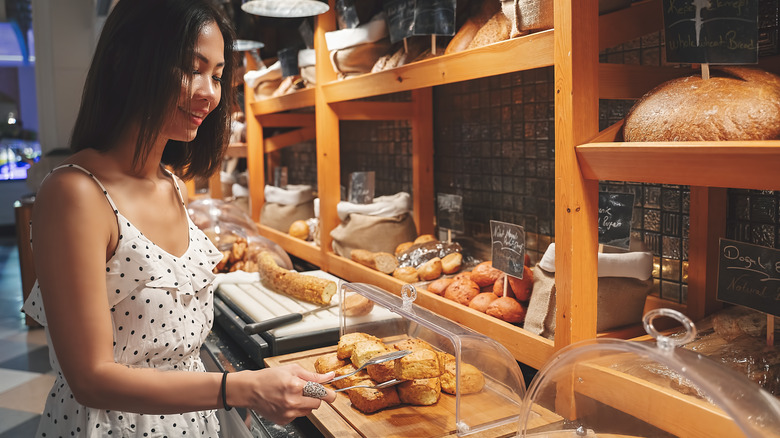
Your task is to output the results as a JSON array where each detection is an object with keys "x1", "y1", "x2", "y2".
[{"x1": 241, "y1": 0, "x2": 780, "y2": 431}]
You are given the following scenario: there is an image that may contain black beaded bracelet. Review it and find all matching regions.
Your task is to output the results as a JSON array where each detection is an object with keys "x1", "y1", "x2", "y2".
[{"x1": 221, "y1": 371, "x2": 232, "y2": 411}]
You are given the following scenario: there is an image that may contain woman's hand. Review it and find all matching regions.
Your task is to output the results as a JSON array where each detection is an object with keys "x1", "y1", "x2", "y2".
[{"x1": 232, "y1": 364, "x2": 336, "y2": 425}]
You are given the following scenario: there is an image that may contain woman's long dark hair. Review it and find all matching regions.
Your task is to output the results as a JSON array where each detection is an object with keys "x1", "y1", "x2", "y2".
[{"x1": 70, "y1": 0, "x2": 236, "y2": 179}]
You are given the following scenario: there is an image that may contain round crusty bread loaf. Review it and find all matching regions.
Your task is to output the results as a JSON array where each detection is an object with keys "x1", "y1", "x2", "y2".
[{"x1": 623, "y1": 67, "x2": 780, "y2": 142}]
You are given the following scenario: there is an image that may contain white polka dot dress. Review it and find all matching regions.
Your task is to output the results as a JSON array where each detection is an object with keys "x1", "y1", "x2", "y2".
[{"x1": 22, "y1": 164, "x2": 225, "y2": 438}]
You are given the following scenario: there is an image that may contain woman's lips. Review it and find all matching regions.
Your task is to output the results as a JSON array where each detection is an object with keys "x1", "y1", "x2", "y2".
[{"x1": 181, "y1": 107, "x2": 206, "y2": 126}]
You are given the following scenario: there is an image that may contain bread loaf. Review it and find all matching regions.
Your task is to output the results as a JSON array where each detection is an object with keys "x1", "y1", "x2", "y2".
[
  {"x1": 623, "y1": 67, "x2": 780, "y2": 142},
  {"x1": 466, "y1": 10, "x2": 511, "y2": 50},
  {"x1": 350, "y1": 249, "x2": 398, "y2": 274},
  {"x1": 256, "y1": 252, "x2": 337, "y2": 305}
]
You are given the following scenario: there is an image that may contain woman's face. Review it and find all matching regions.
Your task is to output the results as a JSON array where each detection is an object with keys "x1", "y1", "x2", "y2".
[{"x1": 165, "y1": 21, "x2": 225, "y2": 142}]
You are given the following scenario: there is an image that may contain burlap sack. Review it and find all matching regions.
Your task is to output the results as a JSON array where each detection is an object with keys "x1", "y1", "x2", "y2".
[
  {"x1": 330, "y1": 212, "x2": 417, "y2": 258},
  {"x1": 329, "y1": 38, "x2": 392, "y2": 78},
  {"x1": 525, "y1": 264, "x2": 653, "y2": 339},
  {"x1": 502, "y1": 0, "x2": 552, "y2": 37},
  {"x1": 259, "y1": 201, "x2": 315, "y2": 234}
]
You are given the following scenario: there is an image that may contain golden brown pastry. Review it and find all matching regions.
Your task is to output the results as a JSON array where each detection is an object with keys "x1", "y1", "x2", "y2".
[
  {"x1": 443, "y1": 277, "x2": 480, "y2": 305},
  {"x1": 229, "y1": 239, "x2": 247, "y2": 264},
  {"x1": 426, "y1": 277, "x2": 454, "y2": 296},
  {"x1": 366, "y1": 359, "x2": 397, "y2": 384},
  {"x1": 470, "y1": 261, "x2": 503, "y2": 287},
  {"x1": 486, "y1": 296, "x2": 527, "y2": 323},
  {"x1": 346, "y1": 379, "x2": 402, "y2": 413},
  {"x1": 441, "y1": 252, "x2": 463, "y2": 275},
  {"x1": 440, "y1": 357, "x2": 485, "y2": 395},
  {"x1": 392, "y1": 338, "x2": 436, "y2": 352},
  {"x1": 288, "y1": 220, "x2": 309, "y2": 240},
  {"x1": 351, "y1": 340, "x2": 390, "y2": 368},
  {"x1": 337, "y1": 332, "x2": 381, "y2": 360},
  {"x1": 314, "y1": 352, "x2": 349, "y2": 374},
  {"x1": 392, "y1": 266, "x2": 420, "y2": 283},
  {"x1": 397, "y1": 378, "x2": 442, "y2": 406},
  {"x1": 468, "y1": 292, "x2": 499, "y2": 313},
  {"x1": 417, "y1": 257, "x2": 443, "y2": 281},
  {"x1": 330, "y1": 364, "x2": 369, "y2": 390},
  {"x1": 256, "y1": 251, "x2": 337, "y2": 305},
  {"x1": 395, "y1": 348, "x2": 441, "y2": 380}
]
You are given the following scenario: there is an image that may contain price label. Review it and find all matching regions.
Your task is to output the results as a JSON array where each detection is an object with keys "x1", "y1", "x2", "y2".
[
  {"x1": 490, "y1": 220, "x2": 526, "y2": 279},
  {"x1": 598, "y1": 191, "x2": 635, "y2": 250},
  {"x1": 662, "y1": 0, "x2": 759, "y2": 64},
  {"x1": 717, "y1": 238, "x2": 780, "y2": 317},
  {"x1": 436, "y1": 193, "x2": 464, "y2": 232},
  {"x1": 384, "y1": 0, "x2": 415, "y2": 44},
  {"x1": 348, "y1": 171, "x2": 375, "y2": 205},
  {"x1": 413, "y1": 0, "x2": 456, "y2": 36}
]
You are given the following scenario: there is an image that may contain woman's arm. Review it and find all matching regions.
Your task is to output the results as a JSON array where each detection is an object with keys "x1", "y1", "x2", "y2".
[{"x1": 32, "y1": 169, "x2": 334, "y2": 421}]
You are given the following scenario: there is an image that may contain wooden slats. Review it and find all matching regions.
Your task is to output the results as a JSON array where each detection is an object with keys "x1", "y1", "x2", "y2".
[
  {"x1": 264, "y1": 126, "x2": 317, "y2": 153},
  {"x1": 331, "y1": 101, "x2": 415, "y2": 121},
  {"x1": 251, "y1": 88, "x2": 315, "y2": 115}
]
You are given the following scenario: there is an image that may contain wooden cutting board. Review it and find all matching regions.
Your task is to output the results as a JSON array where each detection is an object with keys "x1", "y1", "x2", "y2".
[{"x1": 265, "y1": 345, "x2": 562, "y2": 438}]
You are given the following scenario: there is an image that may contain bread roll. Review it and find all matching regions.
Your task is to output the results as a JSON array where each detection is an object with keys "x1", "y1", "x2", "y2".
[
  {"x1": 288, "y1": 220, "x2": 309, "y2": 240},
  {"x1": 470, "y1": 261, "x2": 503, "y2": 287},
  {"x1": 395, "y1": 348, "x2": 441, "y2": 380},
  {"x1": 417, "y1": 257, "x2": 443, "y2": 281},
  {"x1": 350, "y1": 249, "x2": 398, "y2": 274},
  {"x1": 346, "y1": 379, "x2": 401, "y2": 413},
  {"x1": 492, "y1": 267, "x2": 533, "y2": 300},
  {"x1": 453, "y1": 271, "x2": 474, "y2": 282},
  {"x1": 441, "y1": 252, "x2": 463, "y2": 274},
  {"x1": 393, "y1": 266, "x2": 419, "y2": 283},
  {"x1": 337, "y1": 332, "x2": 381, "y2": 360},
  {"x1": 443, "y1": 278, "x2": 480, "y2": 305},
  {"x1": 624, "y1": 67, "x2": 780, "y2": 142},
  {"x1": 257, "y1": 252, "x2": 337, "y2": 305},
  {"x1": 486, "y1": 296, "x2": 527, "y2": 323},
  {"x1": 468, "y1": 292, "x2": 499, "y2": 313},
  {"x1": 427, "y1": 278, "x2": 454, "y2": 296},
  {"x1": 351, "y1": 340, "x2": 390, "y2": 368},
  {"x1": 397, "y1": 378, "x2": 441, "y2": 406},
  {"x1": 395, "y1": 241, "x2": 414, "y2": 256},
  {"x1": 314, "y1": 352, "x2": 349, "y2": 374},
  {"x1": 414, "y1": 234, "x2": 437, "y2": 245},
  {"x1": 343, "y1": 293, "x2": 374, "y2": 316},
  {"x1": 440, "y1": 358, "x2": 485, "y2": 395}
]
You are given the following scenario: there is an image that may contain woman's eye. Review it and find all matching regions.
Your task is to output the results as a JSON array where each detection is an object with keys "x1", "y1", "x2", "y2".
[{"x1": 212, "y1": 76, "x2": 223, "y2": 84}]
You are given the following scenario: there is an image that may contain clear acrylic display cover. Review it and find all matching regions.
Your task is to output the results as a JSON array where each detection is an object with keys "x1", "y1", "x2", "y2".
[
  {"x1": 516, "y1": 309, "x2": 780, "y2": 438},
  {"x1": 339, "y1": 283, "x2": 527, "y2": 436}
]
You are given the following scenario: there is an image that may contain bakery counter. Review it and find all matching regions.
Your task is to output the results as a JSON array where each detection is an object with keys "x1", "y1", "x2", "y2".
[{"x1": 576, "y1": 141, "x2": 780, "y2": 191}]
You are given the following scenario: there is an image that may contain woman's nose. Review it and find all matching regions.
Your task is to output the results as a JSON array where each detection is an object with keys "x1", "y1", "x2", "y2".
[{"x1": 194, "y1": 77, "x2": 220, "y2": 107}]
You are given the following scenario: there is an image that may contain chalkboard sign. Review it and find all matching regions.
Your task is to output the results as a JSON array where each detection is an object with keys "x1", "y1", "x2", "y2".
[
  {"x1": 436, "y1": 193, "x2": 464, "y2": 232},
  {"x1": 662, "y1": 0, "x2": 758, "y2": 64},
  {"x1": 413, "y1": 0, "x2": 456, "y2": 36},
  {"x1": 717, "y1": 238, "x2": 780, "y2": 317},
  {"x1": 348, "y1": 171, "x2": 375, "y2": 204},
  {"x1": 490, "y1": 220, "x2": 526, "y2": 279},
  {"x1": 335, "y1": 0, "x2": 360, "y2": 29},
  {"x1": 384, "y1": 0, "x2": 415, "y2": 44},
  {"x1": 598, "y1": 191, "x2": 635, "y2": 250},
  {"x1": 273, "y1": 166, "x2": 288, "y2": 188},
  {"x1": 278, "y1": 47, "x2": 300, "y2": 77}
]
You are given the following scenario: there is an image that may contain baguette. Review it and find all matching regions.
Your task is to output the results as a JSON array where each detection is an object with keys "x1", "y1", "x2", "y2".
[
  {"x1": 350, "y1": 249, "x2": 398, "y2": 274},
  {"x1": 256, "y1": 251, "x2": 336, "y2": 305}
]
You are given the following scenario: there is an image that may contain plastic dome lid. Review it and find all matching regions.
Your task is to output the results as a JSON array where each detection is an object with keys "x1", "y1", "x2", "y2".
[{"x1": 517, "y1": 309, "x2": 780, "y2": 437}]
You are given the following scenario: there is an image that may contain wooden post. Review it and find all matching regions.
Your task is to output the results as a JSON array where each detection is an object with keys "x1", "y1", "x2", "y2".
[
  {"x1": 245, "y1": 72, "x2": 265, "y2": 222},
  {"x1": 687, "y1": 186, "x2": 726, "y2": 321},
  {"x1": 411, "y1": 88, "x2": 435, "y2": 236}
]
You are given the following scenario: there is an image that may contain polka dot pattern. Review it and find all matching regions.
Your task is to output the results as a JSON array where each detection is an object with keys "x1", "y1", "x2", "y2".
[{"x1": 22, "y1": 165, "x2": 224, "y2": 437}]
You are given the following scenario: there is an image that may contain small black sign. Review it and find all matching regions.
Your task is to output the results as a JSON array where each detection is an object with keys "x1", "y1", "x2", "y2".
[
  {"x1": 490, "y1": 220, "x2": 526, "y2": 279},
  {"x1": 273, "y1": 166, "x2": 288, "y2": 188},
  {"x1": 335, "y1": 0, "x2": 360, "y2": 30},
  {"x1": 384, "y1": 0, "x2": 415, "y2": 44},
  {"x1": 278, "y1": 47, "x2": 300, "y2": 78},
  {"x1": 598, "y1": 191, "x2": 635, "y2": 250},
  {"x1": 436, "y1": 193, "x2": 464, "y2": 232},
  {"x1": 662, "y1": 0, "x2": 759, "y2": 64},
  {"x1": 413, "y1": 0, "x2": 456, "y2": 36},
  {"x1": 348, "y1": 171, "x2": 375, "y2": 204},
  {"x1": 717, "y1": 238, "x2": 780, "y2": 317}
]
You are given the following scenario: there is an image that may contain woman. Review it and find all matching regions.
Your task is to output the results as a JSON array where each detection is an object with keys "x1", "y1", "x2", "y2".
[{"x1": 22, "y1": 0, "x2": 335, "y2": 436}]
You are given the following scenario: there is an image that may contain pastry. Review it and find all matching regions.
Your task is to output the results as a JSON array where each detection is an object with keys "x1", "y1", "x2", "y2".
[
  {"x1": 256, "y1": 252, "x2": 337, "y2": 305},
  {"x1": 440, "y1": 356, "x2": 485, "y2": 395},
  {"x1": 443, "y1": 277, "x2": 480, "y2": 305},
  {"x1": 395, "y1": 348, "x2": 441, "y2": 380},
  {"x1": 346, "y1": 379, "x2": 401, "y2": 413},
  {"x1": 470, "y1": 261, "x2": 503, "y2": 287},
  {"x1": 351, "y1": 340, "x2": 390, "y2": 368},
  {"x1": 486, "y1": 296, "x2": 527, "y2": 323},
  {"x1": 441, "y1": 252, "x2": 463, "y2": 274},
  {"x1": 468, "y1": 292, "x2": 499, "y2": 313},
  {"x1": 417, "y1": 257, "x2": 443, "y2": 281},
  {"x1": 351, "y1": 249, "x2": 399, "y2": 274},
  {"x1": 397, "y1": 377, "x2": 441, "y2": 406},
  {"x1": 331, "y1": 364, "x2": 369, "y2": 390},
  {"x1": 314, "y1": 352, "x2": 349, "y2": 374},
  {"x1": 337, "y1": 332, "x2": 381, "y2": 360},
  {"x1": 288, "y1": 220, "x2": 309, "y2": 240},
  {"x1": 392, "y1": 266, "x2": 420, "y2": 283}
]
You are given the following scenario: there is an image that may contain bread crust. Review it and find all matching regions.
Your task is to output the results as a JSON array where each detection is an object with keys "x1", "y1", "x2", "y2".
[{"x1": 624, "y1": 67, "x2": 780, "y2": 142}]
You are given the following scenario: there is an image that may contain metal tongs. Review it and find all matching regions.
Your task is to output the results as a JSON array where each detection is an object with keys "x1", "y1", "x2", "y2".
[
  {"x1": 334, "y1": 378, "x2": 403, "y2": 392},
  {"x1": 325, "y1": 349, "x2": 412, "y2": 385}
]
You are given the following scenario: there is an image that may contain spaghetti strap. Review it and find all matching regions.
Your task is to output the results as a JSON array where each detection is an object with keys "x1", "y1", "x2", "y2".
[
  {"x1": 161, "y1": 167, "x2": 186, "y2": 207},
  {"x1": 49, "y1": 164, "x2": 120, "y2": 214}
]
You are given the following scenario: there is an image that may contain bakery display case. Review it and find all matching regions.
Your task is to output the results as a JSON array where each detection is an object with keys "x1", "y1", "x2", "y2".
[
  {"x1": 240, "y1": 0, "x2": 780, "y2": 434},
  {"x1": 516, "y1": 309, "x2": 780, "y2": 438}
]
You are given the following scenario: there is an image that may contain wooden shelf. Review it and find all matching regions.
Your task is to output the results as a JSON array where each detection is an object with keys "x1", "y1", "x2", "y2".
[
  {"x1": 321, "y1": 29, "x2": 554, "y2": 103},
  {"x1": 225, "y1": 142, "x2": 247, "y2": 158},
  {"x1": 577, "y1": 141, "x2": 780, "y2": 190},
  {"x1": 250, "y1": 88, "x2": 315, "y2": 115},
  {"x1": 256, "y1": 224, "x2": 324, "y2": 267}
]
